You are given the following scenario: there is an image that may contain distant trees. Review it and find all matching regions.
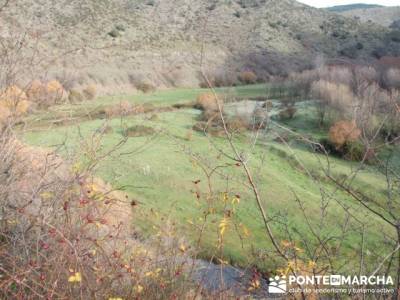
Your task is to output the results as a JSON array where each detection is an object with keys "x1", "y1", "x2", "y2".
[
  {"x1": 25, "y1": 80, "x2": 65, "y2": 108},
  {"x1": 311, "y1": 80, "x2": 354, "y2": 125},
  {"x1": 0, "y1": 86, "x2": 31, "y2": 123}
]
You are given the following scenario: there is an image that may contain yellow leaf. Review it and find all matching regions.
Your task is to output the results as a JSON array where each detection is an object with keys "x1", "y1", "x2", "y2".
[
  {"x1": 248, "y1": 279, "x2": 261, "y2": 291},
  {"x1": 219, "y1": 217, "x2": 229, "y2": 237},
  {"x1": 308, "y1": 260, "x2": 317, "y2": 269},
  {"x1": 222, "y1": 192, "x2": 228, "y2": 204},
  {"x1": 294, "y1": 246, "x2": 304, "y2": 253},
  {"x1": 40, "y1": 192, "x2": 54, "y2": 200},
  {"x1": 231, "y1": 196, "x2": 240, "y2": 205},
  {"x1": 179, "y1": 244, "x2": 186, "y2": 253},
  {"x1": 109, "y1": 298, "x2": 123, "y2": 300},
  {"x1": 72, "y1": 162, "x2": 81, "y2": 173},
  {"x1": 68, "y1": 272, "x2": 82, "y2": 283},
  {"x1": 135, "y1": 285, "x2": 143, "y2": 294},
  {"x1": 240, "y1": 223, "x2": 250, "y2": 237}
]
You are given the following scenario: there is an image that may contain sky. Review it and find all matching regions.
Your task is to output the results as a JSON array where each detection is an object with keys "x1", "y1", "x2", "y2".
[{"x1": 296, "y1": 0, "x2": 400, "y2": 8}]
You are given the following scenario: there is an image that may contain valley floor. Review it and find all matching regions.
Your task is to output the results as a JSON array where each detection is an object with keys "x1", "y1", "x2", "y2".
[{"x1": 20, "y1": 84, "x2": 397, "y2": 275}]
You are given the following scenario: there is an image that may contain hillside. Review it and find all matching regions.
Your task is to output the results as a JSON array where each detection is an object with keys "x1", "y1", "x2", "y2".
[
  {"x1": 339, "y1": 6, "x2": 400, "y2": 27},
  {"x1": 0, "y1": 0, "x2": 398, "y2": 92},
  {"x1": 327, "y1": 3, "x2": 383, "y2": 12}
]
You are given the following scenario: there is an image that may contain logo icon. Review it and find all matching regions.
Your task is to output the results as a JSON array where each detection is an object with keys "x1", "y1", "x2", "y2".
[
  {"x1": 269, "y1": 276, "x2": 287, "y2": 294},
  {"x1": 330, "y1": 275, "x2": 342, "y2": 286}
]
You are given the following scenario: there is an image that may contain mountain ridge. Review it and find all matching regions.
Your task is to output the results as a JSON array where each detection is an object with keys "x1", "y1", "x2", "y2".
[
  {"x1": 0, "y1": 0, "x2": 398, "y2": 92},
  {"x1": 327, "y1": 3, "x2": 384, "y2": 13}
]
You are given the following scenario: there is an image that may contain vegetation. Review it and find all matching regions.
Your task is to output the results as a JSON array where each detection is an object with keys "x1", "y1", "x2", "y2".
[{"x1": 1, "y1": 0, "x2": 400, "y2": 298}]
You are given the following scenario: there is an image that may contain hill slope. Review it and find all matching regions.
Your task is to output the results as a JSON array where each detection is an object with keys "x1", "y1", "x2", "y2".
[
  {"x1": 339, "y1": 6, "x2": 400, "y2": 27},
  {"x1": 0, "y1": 0, "x2": 397, "y2": 92}
]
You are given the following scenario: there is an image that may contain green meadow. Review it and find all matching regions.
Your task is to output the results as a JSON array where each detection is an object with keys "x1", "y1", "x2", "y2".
[{"x1": 21, "y1": 84, "x2": 395, "y2": 272}]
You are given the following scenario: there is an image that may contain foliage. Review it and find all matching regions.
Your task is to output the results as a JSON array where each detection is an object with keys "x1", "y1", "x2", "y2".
[
  {"x1": 279, "y1": 106, "x2": 297, "y2": 120},
  {"x1": 26, "y1": 80, "x2": 46, "y2": 106},
  {"x1": 239, "y1": 71, "x2": 258, "y2": 84},
  {"x1": 0, "y1": 85, "x2": 30, "y2": 122},
  {"x1": 68, "y1": 89, "x2": 84, "y2": 103},
  {"x1": 195, "y1": 93, "x2": 223, "y2": 112},
  {"x1": 386, "y1": 68, "x2": 400, "y2": 89},
  {"x1": 104, "y1": 101, "x2": 145, "y2": 118},
  {"x1": 46, "y1": 80, "x2": 65, "y2": 104},
  {"x1": 82, "y1": 85, "x2": 97, "y2": 100},
  {"x1": 0, "y1": 128, "x2": 202, "y2": 299},
  {"x1": 388, "y1": 30, "x2": 400, "y2": 43},
  {"x1": 328, "y1": 120, "x2": 361, "y2": 148}
]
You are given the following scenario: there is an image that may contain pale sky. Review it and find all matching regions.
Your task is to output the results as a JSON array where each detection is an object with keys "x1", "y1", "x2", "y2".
[{"x1": 296, "y1": 0, "x2": 400, "y2": 7}]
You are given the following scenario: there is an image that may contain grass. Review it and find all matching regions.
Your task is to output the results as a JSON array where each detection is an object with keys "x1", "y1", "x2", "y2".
[
  {"x1": 20, "y1": 85, "x2": 396, "y2": 273},
  {"x1": 24, "y1": 84, "x2": 269, "y2": 128}
]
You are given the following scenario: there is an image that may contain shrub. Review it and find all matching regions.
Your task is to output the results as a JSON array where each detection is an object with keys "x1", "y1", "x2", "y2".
[
  {"x1": 343, "y1": 141, "x2": 375, "y2": 162},
  {"x1": 264, "y1": 100, "x2": 273, "y2": 111},
  {"x1": 26, "y1": 80, "x2": 66, "y2": 108},
  {"x1": 354, "y1": 66, "x2": 378, "y2": 85},
  {"x1": 136, "y1": 82, "x2": 156, "y2": 93},
  {"x1": 26, "y1": 80, "x2": 46, "y2": 106},
  {"x1": 226, "y1": 117, "x2": 248, "y2": 132},
  {"x1": 386, "y1": 68, "x2": 400, "y2": 89},
  {"x1": 108, "y1": 29, "x2": 120, "y2": 38},
  {"x1": 192, "y1": 115, "x2": 248, "y2": 136},
  {"x1": 279, "y1": 107, "x2": 297, "y2": 120},
  {"x1": 115, "y1": 24, "x2": 125, "y2": 31},
  {"x1": 124, "y1": 125, "x2": 156, "y2": 137},
  {"x1": 68, "y1": 89, "x2": 84, "y2": 103},
  {"x1": 149, "y1": 114, "x2": 159, "y2": 121},
  {"x1": 192, "y1": 121, "x2": 224, "y2": 137},
  {"x1": 104, "y1": 101, "x2": 145, "y2": 118},
  {"x1": 82, "y1": 85, "x2": 96, "y2": 100},
  {"x1": 239, "y1": 71, "x2": 257, "y2": 84},
  {"x1": 0, "y1": 105, "x2": 11, "y2": 124},
  {"x1": 195, "y1": 93, "x2": 223, "y2": 112},
  {"x1": 200, "y1": 70, "x2": 237, "y2": 87},
  {"x1": 340, "y1": 44, "x2": 361, "y2": 59},
  {"x1": 318, "y1": 138, "x2": 374, "y2": 162},
  {"x1": 213, "y1": 72, "x2": 237, "y2": 87},
  {"x1": 390, "y1": 20, "x2": 400, "y2": 30},
  {"x1": 0, "y1": 133, "x2": 198, "y2": 299},
  {"x1": 388, "y1": 30, "x2": 400, "y2": 43},
  {"x1": 328, "y1": 120, "x2": 361, "y2": 148},
  {"x1": 0, "y1": 85, "x2": 30, "y2": 118},
  {"x1": 46, "y1": 80, "x2": 65, "y2": 104}
]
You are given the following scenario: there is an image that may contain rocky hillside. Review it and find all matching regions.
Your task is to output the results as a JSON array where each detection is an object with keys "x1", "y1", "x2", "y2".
[
  {"x1": 338, "y1": 5, "x2": 400, "y2": 28},
  {"x1": 0, "y1": 0, "x2": 398, "y2": 92}
]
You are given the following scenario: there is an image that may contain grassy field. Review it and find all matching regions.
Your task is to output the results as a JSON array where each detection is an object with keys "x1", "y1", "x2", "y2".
[{"x1": 21, "y1": 85, "x2": 395, "y2": 273}]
